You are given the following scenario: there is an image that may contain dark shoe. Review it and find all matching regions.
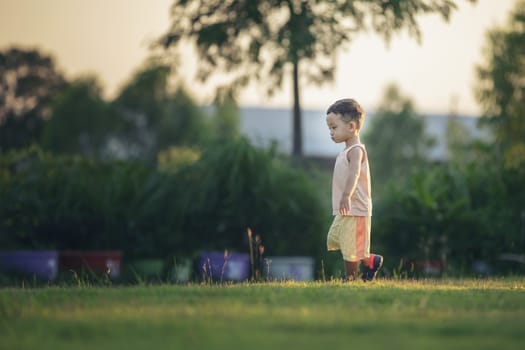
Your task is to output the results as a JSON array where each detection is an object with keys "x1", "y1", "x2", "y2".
[{"x1": 362, "y1": 254, "x2": 383, "y2": 281}]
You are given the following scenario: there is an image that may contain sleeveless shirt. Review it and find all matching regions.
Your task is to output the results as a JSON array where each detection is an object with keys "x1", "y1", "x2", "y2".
[{"x1": 331, "y1": 143, "x2": 372, "y2": 216}]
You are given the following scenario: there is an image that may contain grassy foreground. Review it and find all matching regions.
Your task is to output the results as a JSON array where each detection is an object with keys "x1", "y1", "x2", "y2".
[{"x1": 1, "y1": 278, "x2": 524, "y2": 350}]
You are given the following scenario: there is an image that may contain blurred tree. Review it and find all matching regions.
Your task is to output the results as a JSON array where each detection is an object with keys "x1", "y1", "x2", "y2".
[
  {"x1": 476, "y1": 0, "x2": 525, "y2": 170},
  {"x1": 364, "y1": 83, "x2": 435, "y2": 199},
  {"x1": 114, "y1": 60, "x2": 209, "y2": 161},
  {"x1": 0, "y1": 47, "x2": 66, "y2": 151},
  {"x1": 445, "y1": 113, "x2": 492, "y2": 167},
  {"x1": 473, "y1": 0, "x2": 525, "y2": 268},
  {"x1": 445, "y1": 116, "x2": 473, "y2": 165},
  {"x1": 157, "y1": 87, "x2": 210, "y2": 150},
  {"x1": 113, "y1": 62, "x2": 172, "y2": 160},
  {"x1": 159, "y1": 0, "x2": 470, "y2": 157},
  {"x1": 41, "y1": 76, "x2": 123, "y2": 157},
  {"x1": 211, "y1": 90, "x2": 240, "y2": 141}
]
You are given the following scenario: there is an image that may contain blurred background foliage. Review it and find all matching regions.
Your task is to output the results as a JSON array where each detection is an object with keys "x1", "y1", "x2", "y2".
[
  {"x1": 1, "y1": 0, "x2": 524, "y2": 278},
  {"x1": 363, "y1": 83, "x2": 436, "y2": 201},
  {"x1": 0, "y1": 140, "x2": 327, "y2": 262}
]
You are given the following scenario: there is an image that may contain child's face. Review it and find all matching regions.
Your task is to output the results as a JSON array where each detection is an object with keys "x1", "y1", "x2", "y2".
[{"x1": 326, "y1": 112, "x2": 355, "y2": 143}]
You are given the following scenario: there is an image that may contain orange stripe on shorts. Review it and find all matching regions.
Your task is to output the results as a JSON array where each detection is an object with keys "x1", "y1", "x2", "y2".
[{"x1": 355, "y1": 217, "x2": 366, "y2": 259}]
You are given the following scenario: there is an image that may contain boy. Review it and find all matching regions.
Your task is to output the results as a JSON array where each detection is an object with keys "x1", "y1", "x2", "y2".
[{"x1": 325, "y1": 98, "x2": 383, "y2": 281}]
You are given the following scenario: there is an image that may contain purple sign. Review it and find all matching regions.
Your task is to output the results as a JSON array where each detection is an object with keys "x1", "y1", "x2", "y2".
[
  {"x1": 0, "y1": 251, "x2": 58, "y2": 280},
  {"x1": 199, "y1": 252, "x2": 250, "y2": 282}
]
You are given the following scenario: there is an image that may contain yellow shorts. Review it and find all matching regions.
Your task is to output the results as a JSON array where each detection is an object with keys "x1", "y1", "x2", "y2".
[{"x1": 327, "y1": 216, "x2": 371, "y2": 262}]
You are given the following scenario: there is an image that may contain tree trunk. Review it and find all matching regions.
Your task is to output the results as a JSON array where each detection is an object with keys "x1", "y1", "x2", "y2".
[{"x1": 292, "y1": 60, "x2": 302, "y2": 157}]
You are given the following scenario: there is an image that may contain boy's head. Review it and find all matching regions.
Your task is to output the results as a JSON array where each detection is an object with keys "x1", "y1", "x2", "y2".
[{"x1": 326, "y1": 98, "x2": 365, "y2": 130}]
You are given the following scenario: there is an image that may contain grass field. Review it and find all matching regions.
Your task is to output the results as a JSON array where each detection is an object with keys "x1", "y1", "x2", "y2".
[{"x1": 1, "y1": 278, "x2": 524, "y2": 350}]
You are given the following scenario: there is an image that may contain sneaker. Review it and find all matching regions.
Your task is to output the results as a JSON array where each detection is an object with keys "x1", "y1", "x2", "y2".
[{"x1": 362, "y1": 254, "x2": 383, "y2": 281}]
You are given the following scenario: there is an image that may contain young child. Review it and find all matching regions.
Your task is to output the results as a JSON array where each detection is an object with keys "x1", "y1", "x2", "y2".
[{"x1": 325, "y1": 98, "x2": 383, "y2": 281}]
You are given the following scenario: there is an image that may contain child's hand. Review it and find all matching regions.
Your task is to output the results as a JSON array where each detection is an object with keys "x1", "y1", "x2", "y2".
[{"x1": 339, "y1": 197, "x2": 350, "y2": 216}]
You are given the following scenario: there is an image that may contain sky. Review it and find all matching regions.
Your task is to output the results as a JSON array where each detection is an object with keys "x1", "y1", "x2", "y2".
[{"x1": 0, "y1": 0, "x2": 518, "y2": 115}]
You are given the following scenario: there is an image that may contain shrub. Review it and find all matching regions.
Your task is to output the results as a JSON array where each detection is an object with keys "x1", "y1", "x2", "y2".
[
  {"x1": 171, "y1": 137, "x2": 328, "y2": 258},
  {"x1": 373, "y1": 163, "x2": 525, "y2": 274},
  {"x1": 0, "y1": 142, "x2": 329, "y2": 266}
]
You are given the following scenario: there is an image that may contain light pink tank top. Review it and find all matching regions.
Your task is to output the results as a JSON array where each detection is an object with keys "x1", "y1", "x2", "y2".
[{"x1": 332, "y1": 144, "x2": 372, "y2": 216}]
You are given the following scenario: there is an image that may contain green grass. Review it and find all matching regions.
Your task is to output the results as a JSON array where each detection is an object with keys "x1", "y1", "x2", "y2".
[{"x1": 1, "y1": 279, "x2": 524, "y2": 350}]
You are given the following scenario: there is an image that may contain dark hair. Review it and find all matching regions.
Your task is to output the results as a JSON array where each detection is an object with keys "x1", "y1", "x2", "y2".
[{"x1": 326, "y1": 98, "x2": 365, "y2": 130}]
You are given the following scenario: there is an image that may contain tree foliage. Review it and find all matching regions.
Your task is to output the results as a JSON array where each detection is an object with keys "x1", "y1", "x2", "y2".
[
  {"x1": 370, "y1": 1, "x2": 525, "y2": 273},
  {"x1": 41, "y1": 77, "x2": 123, "y2": 157},
  {"x1": 0, "y1": 47, "x2": 66, "y2": 151},
  {"x1": 160, "y1": 0, "x2": 469, "y2": 156},
  {"x1": 0, "y1": 48, "x2": 238, "y2": 162},
  {"x1": 476, "y1": 0, "x2": 525, "y2": 169},
  {"x1": 363, "y1": 83, "x2": 435, "y2": 198},
  {"x1": 113, "y1": 61, "x2": 210, "y2": 161},
  {"x1": 211, "y1": 91, "x2": 241, "y2": 141}
]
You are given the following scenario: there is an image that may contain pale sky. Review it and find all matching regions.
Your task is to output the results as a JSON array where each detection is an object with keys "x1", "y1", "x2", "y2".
[{"x1": 0, "y1": 0, "x2": 517, "y2": 115}]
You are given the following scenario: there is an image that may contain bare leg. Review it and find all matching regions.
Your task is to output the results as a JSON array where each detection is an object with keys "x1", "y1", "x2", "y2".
[{"x1": 344, "y1": 260, "x2": 359, "y2": 281}]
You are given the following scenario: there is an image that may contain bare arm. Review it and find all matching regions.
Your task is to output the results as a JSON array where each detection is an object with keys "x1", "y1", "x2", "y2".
[{"x1": 338, "y1": 147, "x2": 363, "y2": 216}]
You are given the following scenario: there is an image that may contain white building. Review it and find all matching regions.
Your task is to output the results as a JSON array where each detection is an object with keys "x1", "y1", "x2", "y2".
[{"x1": 240, "y1": 107, "x2": 491, "y2": 162}]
